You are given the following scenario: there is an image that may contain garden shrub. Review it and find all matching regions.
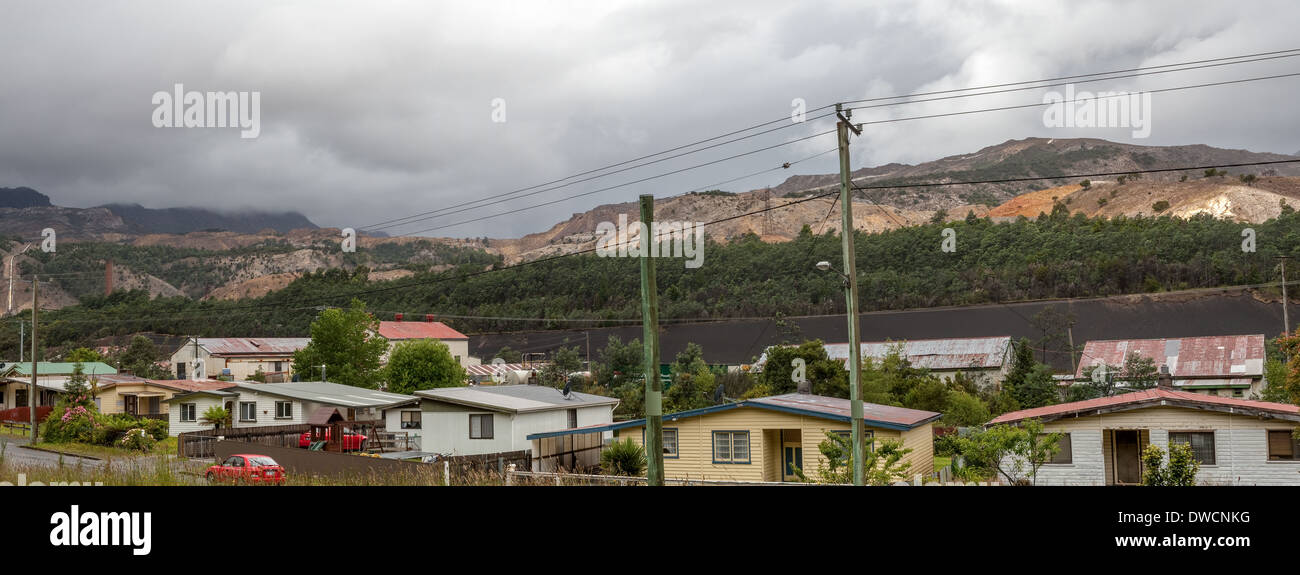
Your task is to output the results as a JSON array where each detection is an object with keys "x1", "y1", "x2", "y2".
[{"x1": 117, "y1": 428, "x2": 157, "y2": 452}]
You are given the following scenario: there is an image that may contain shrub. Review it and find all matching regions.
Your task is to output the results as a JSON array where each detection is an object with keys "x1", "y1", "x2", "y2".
[
  {"x1": 41, "y1": 405, "x2": 96, "y2": 443},
  {"x1": 1142, "y1": 442, "x2": 1199, "y2": 486},
  {"x1": 142, "y1": 418, "x2": 169, "y2": 440},
  {"x1": 117, "y1": 428, "x2": 157, "y2": 452},
  {"x1": 600, "y1": 439, "x2": 647, "y2": 476}
]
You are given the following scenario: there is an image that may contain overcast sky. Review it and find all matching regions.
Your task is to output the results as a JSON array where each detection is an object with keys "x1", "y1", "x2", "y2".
[{"x1": 2, "y1": 0, "x2": 1298, "y2": 238}]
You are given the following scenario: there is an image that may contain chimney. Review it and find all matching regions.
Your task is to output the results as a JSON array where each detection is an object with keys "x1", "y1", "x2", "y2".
[
  {"x1": 796, "y1": 378, "x2": 811, "y2": 395},
  {"x1": 394, "y1": 313, "x2": 403, "y2": 322},
  {"x1": 1157, "y1": 364, "x2": 1173, "y2": 390},
  {"x1": 425, "y1": 314, "x2": 435, "y2": 322}
]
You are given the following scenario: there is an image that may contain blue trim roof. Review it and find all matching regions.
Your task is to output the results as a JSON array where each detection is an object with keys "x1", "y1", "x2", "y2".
[{"x1": 526, "y1": 398, "x2": 939, "y2": 440}]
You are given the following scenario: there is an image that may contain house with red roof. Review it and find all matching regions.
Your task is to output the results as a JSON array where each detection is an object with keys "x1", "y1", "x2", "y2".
[
  {"x1": 991, "y1": 377, "x2": 1300, "y2": 485},
  {"x1": 373, "y1": 314, "x2": 476, "y2": 368},
  {"x1": 527, "y1": 388, "x2": 940, "y2": 481}
]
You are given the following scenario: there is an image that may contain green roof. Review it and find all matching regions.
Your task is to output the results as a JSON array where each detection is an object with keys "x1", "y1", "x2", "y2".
[{"x1": 1, "y1": 362, "x2": 118, "y2": 376}]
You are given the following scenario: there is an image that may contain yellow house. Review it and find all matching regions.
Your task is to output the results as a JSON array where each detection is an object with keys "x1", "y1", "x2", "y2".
[
  {"x1": 528, "y1": 392, "x2": 940, "y2": 482},
  {"x1": 91, "y1": 375, "x2": 238, "y2": 418}
]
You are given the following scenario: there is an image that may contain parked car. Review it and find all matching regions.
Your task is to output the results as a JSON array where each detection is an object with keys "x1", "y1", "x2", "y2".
[
  {"x1": 298, "y1": 428, "x2": 367, "y2": 450},
  {"x1": 205, "y1": 454, "x2": 286, "y2": 485}
]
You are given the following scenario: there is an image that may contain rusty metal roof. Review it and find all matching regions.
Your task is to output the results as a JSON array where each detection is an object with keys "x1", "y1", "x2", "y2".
[
  {"x1": 991, "y1": 387, "x2": 1300, "y2": 425},
  {"x1": 760, "y1": 336, "x2": 1012, "y2": 370},
  {"x1": 196, "y1": 338, "x2": 311, "y2": 356},
  {"x1": 747, "y1": 393, "x2": 942, "y2": 427},
  {"x1": 376, "y1": 321, "x2": 468, "y2": 341},
  {"x1": 1074, "y1": 334, "x2": 1265, "y2": 379}
]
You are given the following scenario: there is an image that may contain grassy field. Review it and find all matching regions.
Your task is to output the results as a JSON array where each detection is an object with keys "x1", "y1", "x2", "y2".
[
  {"x1": 934, "y1": 456, "x2": 951, "y2": 473},
  {"x1": 29, "y1": 437, "x2": 178, "y2": 460}
]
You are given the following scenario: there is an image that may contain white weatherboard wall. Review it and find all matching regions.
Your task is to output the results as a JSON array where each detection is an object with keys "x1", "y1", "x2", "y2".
[
  {"x1": 231, "y1": 390, "x2": 305, "y2": 428},
  {"x1": 385, "y1": 408, "x2": 424, "y2": 451},
  {"x1": 168, "y1": 395, "x2": 227, "y2": 436},
  {"x1": 1011, "y1": 406, "x2": 1300, "y2": 486},
  {"x1": 418, "y1": 399, "x2": 614, "y2": 456}
]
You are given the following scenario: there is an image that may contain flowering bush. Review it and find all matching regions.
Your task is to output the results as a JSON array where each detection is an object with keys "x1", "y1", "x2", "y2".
[
  {"x1": 117, "y1": 428, "x2": 157, "y2": 452},
  {"x1": 41, "y1": 404, "x2": 96, "y2": 443}
]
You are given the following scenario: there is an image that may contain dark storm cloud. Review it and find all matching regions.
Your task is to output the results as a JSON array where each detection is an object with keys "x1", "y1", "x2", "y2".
[{"x1": 0, "y1": 0, "x2": 1296, "y2": 237}]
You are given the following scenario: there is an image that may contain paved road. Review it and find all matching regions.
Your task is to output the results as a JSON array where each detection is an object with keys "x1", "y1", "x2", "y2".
[{"x1": 1, "y1": 436, "x2": 106, "y2": 469}]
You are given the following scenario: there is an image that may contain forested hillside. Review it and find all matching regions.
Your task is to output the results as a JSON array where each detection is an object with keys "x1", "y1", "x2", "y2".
[{"x1": 5, "y1": 205, "x2": 1299, "y2": 359}]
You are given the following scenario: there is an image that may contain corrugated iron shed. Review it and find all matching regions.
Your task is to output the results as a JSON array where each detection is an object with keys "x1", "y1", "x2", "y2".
[
  {"x1": 1074, "y1": 334, "x2": 1265, "y2": 379},
  {"x1": 197, "y1": 338, "x2": 311, "y2": 356},
  {"x1": 376, "y1": 321, "x2": 468, "y2": 341}
]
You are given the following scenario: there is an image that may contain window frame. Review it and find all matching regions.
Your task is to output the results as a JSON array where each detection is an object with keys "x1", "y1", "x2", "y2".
[
  {"x1": 1047, "y1": 433, "x2": 1073, "y2": 465},
  {"x1": 274, "y1": 401, "x2": 292, "y2": 420},
  {"x1": 642, "y1": 427, "x2": 680, "y2": 458},
  {"x1": 401, "y1": 411, "x2": 422, "y2": 430},
  {"x1": 469, "y1": 413, "x2": 494, "y2": 439},
  {"x1": 1168, "y1": 431, "x2": 1216, "y2": 465},
  {"x1": 179, "y1": 403, "x2": 197, "y2": 422},
  {"x1": 711, "y1": 430, "x2": 751, "y2": 464},
  {"x1": 1266, "y1": 430, "x2": 1300, "y2": 461},
  {"x1": 834, "y1": 429, "x2": 875, "y2": 452},
  {"x1": 238, "y1": 401, "x2": 257, "y2": 423},
  {"x1": 567, "y1": 408, "x2": 578, "y2": 429}
]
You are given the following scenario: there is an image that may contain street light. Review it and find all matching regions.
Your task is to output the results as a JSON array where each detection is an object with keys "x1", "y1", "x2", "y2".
[{"x1": 815, "y1": 260, "x2": 851, "y2": 284}]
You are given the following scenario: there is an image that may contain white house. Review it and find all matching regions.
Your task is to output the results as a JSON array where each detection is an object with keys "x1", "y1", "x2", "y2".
[
  {"x1": 990, "y1": 385, "x2": 1300, "y2": 485},
  {"x1": 164, "y1": 380, "x2": 416, "y2": 436},
  {"x1": 169, "y1": 338, "x2": 310, "y2": 382},
  {"x1": 410, "y1": 384, "x2": 618, "y2": 458}
]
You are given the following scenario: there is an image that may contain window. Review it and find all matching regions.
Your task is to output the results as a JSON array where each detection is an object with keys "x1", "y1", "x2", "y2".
[
  {"x1": 93, "y1": 397, "x2": 102, "y2": 411},
  {"x1": 176, "y1": 363, "x2": 187, "y2": 379},
  {"x1": 712, "y1": 431, "x2": 751, "y2": 464},
  {"x1": 239, "y1": 402, "x2": 257, "y2": 422},
  {"x1": 179, "y1": 403, "x2": 197, "y2": 422},
  {"x1": 273, "y1": 361, "x2": 283, "y2": 373},
  {"x1": 275, "y1": 401, "x2": 292, "y2": 419},
  {"x1": 1267, "y1": 430, "x2": 1300, "y2": 461},
  {"x1": 469, "y1": 414, "x2": 494, "y2": 439},
  {"x1": 1231, "y1": 388, "x2": 1244, "y2": 398},
  {"x1": 1048, "y1": 433, "x2": 1073, "y2": 464},
  {"x1": 401, "y1": 411, "x2": 422, "y2": 429},
  {"x1": 663, "y1": 428, "x2": 679, "y2": 458},
  {"x1": 567, "y1": 408, "x2": 578, "y2": 429},
  {"x1": 15, "y1": 389, "x2": 27, "y2": 408},
  {"x1": 1168, "y1": 432, "x2": 1216, "y2": 465},
  {"x1": 834, "y1": 429, "x2": 875, "y2": 452}
]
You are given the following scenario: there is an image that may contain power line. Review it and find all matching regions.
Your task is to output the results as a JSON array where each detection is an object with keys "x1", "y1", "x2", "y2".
[{"x1": 363, "y1": 48, "x2": 1300, "y2": 235}]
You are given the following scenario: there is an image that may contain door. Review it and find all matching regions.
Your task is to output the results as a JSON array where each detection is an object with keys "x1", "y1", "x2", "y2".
[
  {"x1": 1113, "y1": 430, "x2": 1141, "y2": 484},
  {"x1": 124, "y1": 395, "x2": 139, "y2": 416},
  {"x1": 782, "y1": 443, "x2": 803, "y2": 482}
]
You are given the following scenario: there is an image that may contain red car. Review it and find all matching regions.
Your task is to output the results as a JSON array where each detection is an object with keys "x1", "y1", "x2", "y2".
[
  {"x1": 205, "y1": 454, "x2": 286, "y2": 485},
  {"x1": 298, "y1": 428, "x2": 367, "y2": 451}
]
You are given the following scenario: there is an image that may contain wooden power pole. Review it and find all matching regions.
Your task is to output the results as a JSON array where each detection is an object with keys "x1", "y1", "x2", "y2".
[
  {"x1": 639, "y1": 195, "x2": 664, "y2": 486},
  {"x1": 836, "y1": 104, "x2": 865, "y2": 486},
  {"x1": 1279, "y1": 256, "x2": 1291, "y2": 337},
  {"x1": 29, "y1": 275, "x2": 38, "y2": 441}
]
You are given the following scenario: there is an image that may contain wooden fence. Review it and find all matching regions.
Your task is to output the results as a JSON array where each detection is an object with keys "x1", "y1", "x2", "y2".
[
  {"x1": 178, "y1": 423, "x2": 312, "y2": 458},
  {"x1": 505, "y1": 467, "x2": 813, "y2": 486}
]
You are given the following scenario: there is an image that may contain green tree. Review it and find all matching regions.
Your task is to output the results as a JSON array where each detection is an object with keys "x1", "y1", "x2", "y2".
[
  {"x1": 757, "y1": 339, "x2": 848, "y2": 397},
  {"x1": 201, "y1": 405, "x2": 229, "y2": 431},
  {"x1": 62, "y1": 363, "x2": 94, "y2": 410},
  {"x1": 946, "y1": 419, "x2": 1062, "y2": 485},
  {"x1": 292, "y1": 299, "x2": 388, "y2": 389},
  {"x1": 1141, "y1": 442, "x2": 1200, "y2": 486},
  {"x1": 600, "y1": 439, "x2": 646, "y2": 476},
  {"x1": 65, "y1": 347, "x2": 102, "y2": 363},
  {"x1": 384, "y1": 339, "x2": 467, "y2": 394},
  {"x1": 116, "y1": 335, "x2": 168, "y2": 379},
  {"x1": 796, "y1": 431, "x2": 914, "y2": 485},
  {"x1": 539, "y1": 346, "x2": 583, "y2": 387},
  {"x1": 943, "y1": 391, "x2": 991, "y2": 426}
]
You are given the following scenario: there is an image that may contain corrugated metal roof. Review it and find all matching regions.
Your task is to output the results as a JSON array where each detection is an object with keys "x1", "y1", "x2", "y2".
[
  {"x1": 234, "y1": 381, "x2": 416, "y2": 408},
  {"x1": 376, "y1": 321, "x2": 468, "y2": 341},
  {"x1": 415, "y1": 384, "x2": 618, "y2": 413},
  {"x1": 526, "y1": 392, "x2": 941, "y2": 440},
  {"x1": 748, "y1": 393, "x2": 942, "y2": 427},
  {"x1": 197, "y1": 338, "x2": 310, "y2": 355},
  {"x1": 464, "y1": 363, "x2": 546, "y2": 376},
  {"x1": 756, "y1": 336, "x2": 1012, "y2": 371},
  {"x1": 990, "y1": 387, "x2": 1300, "y2": 425},
  {"x1": 1, "y1": 362, "x2": 118, "y2": 376},
  {"x1": 1074, "y1": 334, "x2": 1265, "y2": 379}
]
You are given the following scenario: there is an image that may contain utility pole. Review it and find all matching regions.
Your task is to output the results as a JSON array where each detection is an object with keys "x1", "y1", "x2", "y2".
[
  {"x1": 639, "y1": 194, "x2": 664, "y2": 486},
  {"x1": 836, "y1": 104, "x2": 865, "y2": 486},
  {"x1": 29, "y1": 275, "x2": 38, "y2": 442},
  {"x1": 1278, "y1": 256, "x2": 1291, "y2": 337},
  {"x1": 18, "y1": 319, "x2": 24, "y2": 363}
]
